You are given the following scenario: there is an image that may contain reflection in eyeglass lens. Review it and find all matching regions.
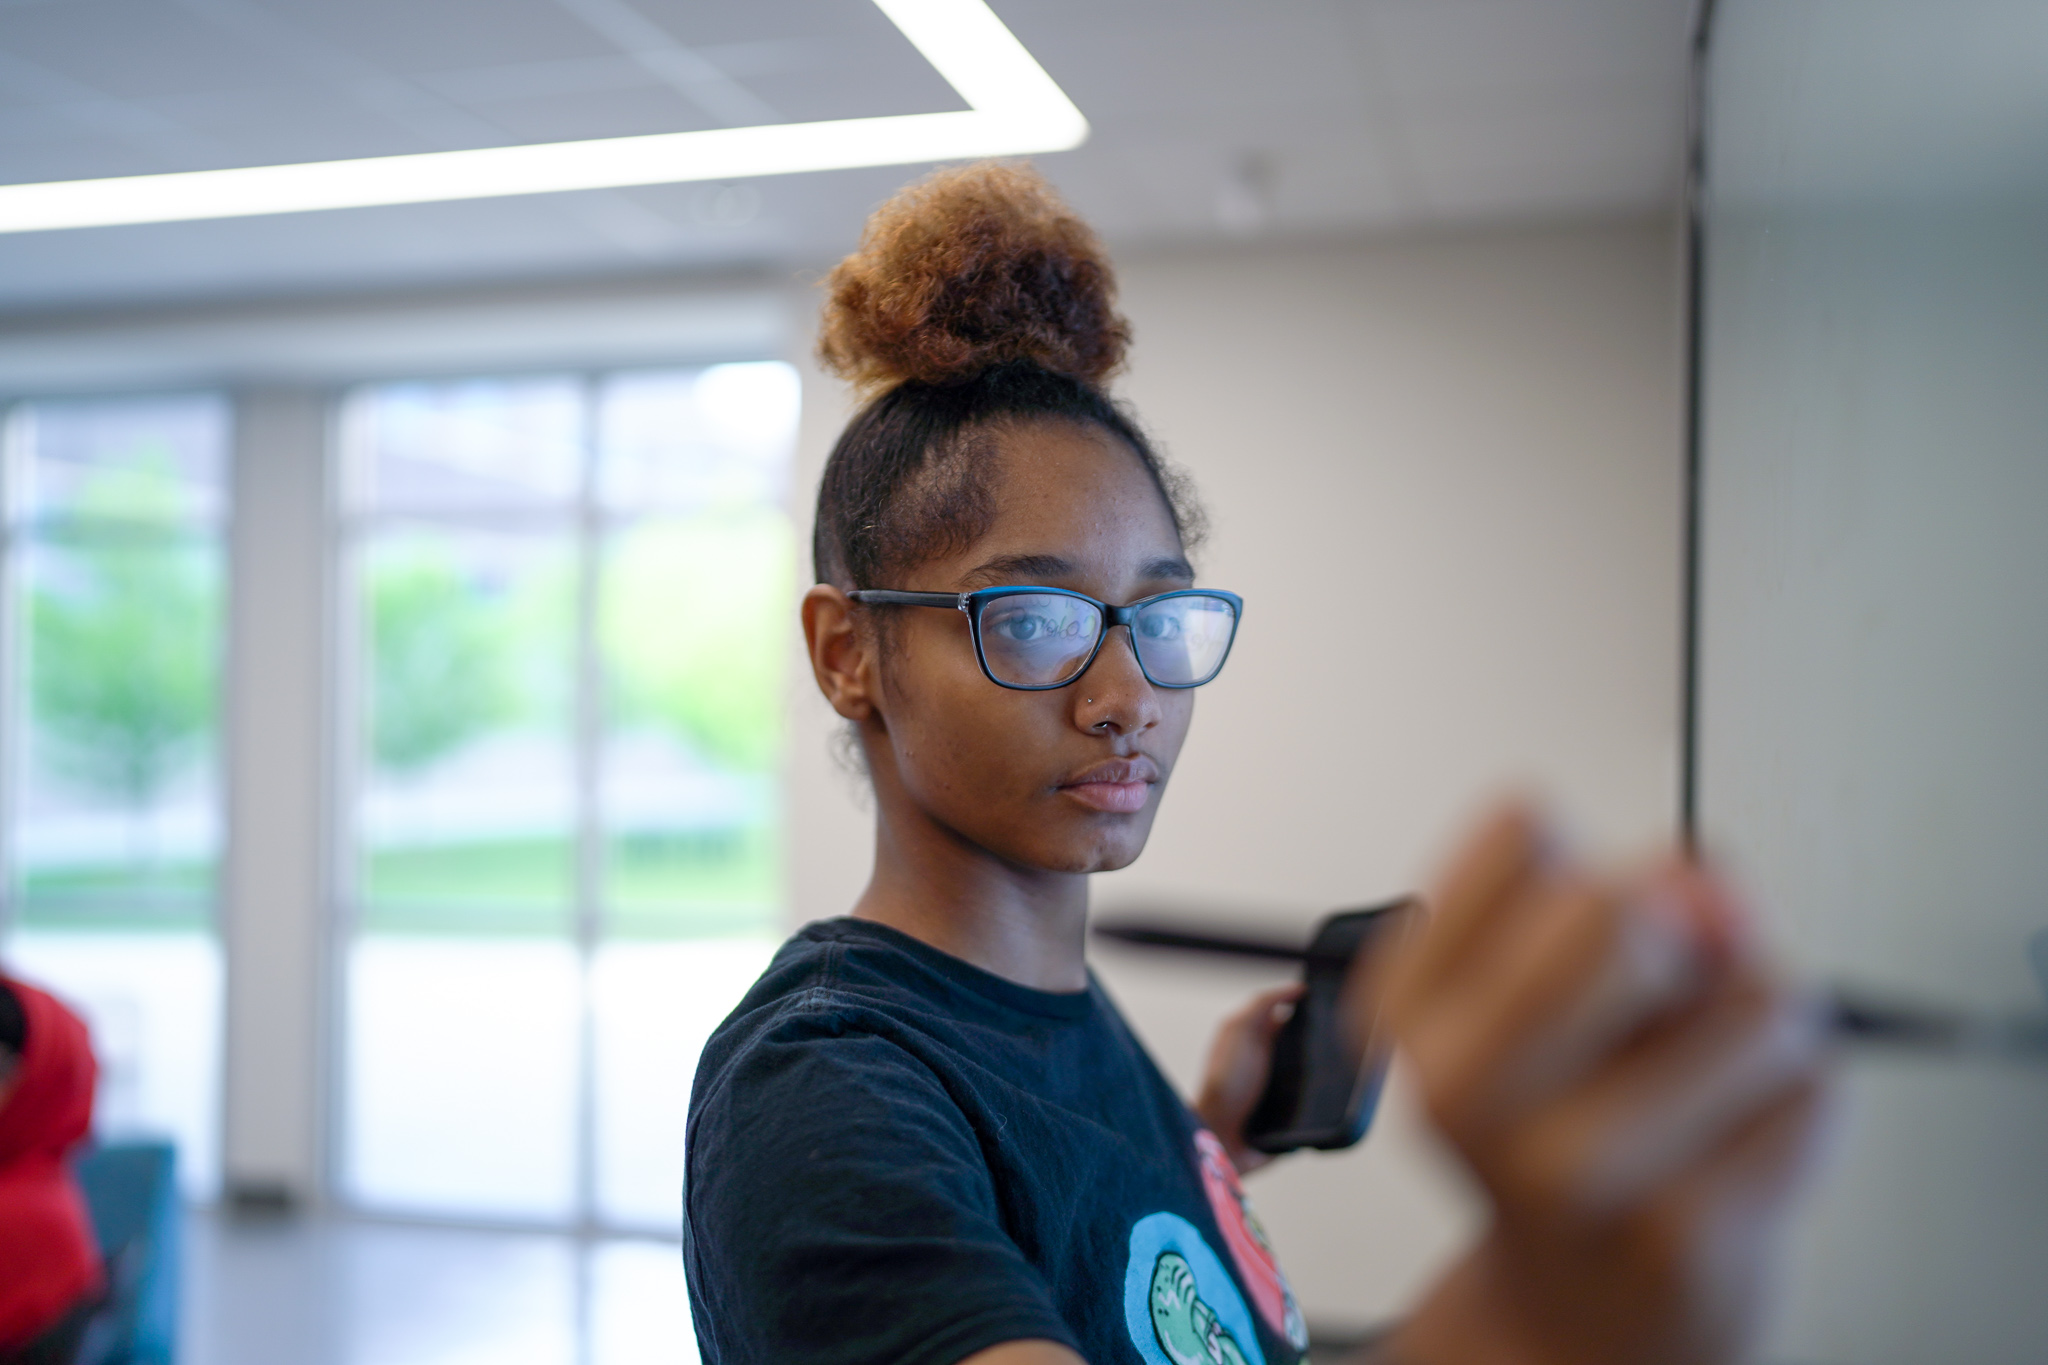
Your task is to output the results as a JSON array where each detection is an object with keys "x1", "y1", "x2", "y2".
[
  {"x1": 1133, "y1": 596, "x2": 1236, "y2": 686},
  {"x1": 978, "y1": 593, "x2": 1102, "y2": 686}
]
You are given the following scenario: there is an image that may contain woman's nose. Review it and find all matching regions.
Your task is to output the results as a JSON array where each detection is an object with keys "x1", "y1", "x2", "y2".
[{"x1": 1072, "y1": 626, "x2": 1160, "y2": 735}]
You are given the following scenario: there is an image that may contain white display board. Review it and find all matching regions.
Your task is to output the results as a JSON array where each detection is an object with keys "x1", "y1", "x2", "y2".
[{"x1": 1696, "y1": 3, "x2": 2048, "y2": 1360}]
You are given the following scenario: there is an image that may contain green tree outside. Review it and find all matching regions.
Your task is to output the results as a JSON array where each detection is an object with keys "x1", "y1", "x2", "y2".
[
  {"x1": 358, "y1": 536, "x2": 578, "y2": 919},
  {"x1": 366, "y1": 542, "x2": 521, "y2": 775},
  {"x1": 28, "y1": 459, "x2": 220, "y2": 870},
  {"x1": 601, "y1": 507, "x2": 793, "y2": 773}
]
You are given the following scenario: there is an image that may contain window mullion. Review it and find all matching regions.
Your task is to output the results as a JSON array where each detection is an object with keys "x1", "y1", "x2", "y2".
[
  {"x1": 0, "y1": 405, "x2": 16, "y2": 940},
  {"x1": 572, "y1": 374, "x2": 603, "y2": 1235}
]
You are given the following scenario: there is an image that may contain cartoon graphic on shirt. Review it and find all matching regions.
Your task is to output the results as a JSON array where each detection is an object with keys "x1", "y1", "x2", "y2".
[
  {"x1": 1123, "y1": 1213, "x2": 1268, "y2": 1365},
  {"x1": 1193, "y1": 1129, "x2": 1311, "y2": 1351},
  {"x1": 1149, "y1": 1251, "x2": 1253, "y2": 1365}
]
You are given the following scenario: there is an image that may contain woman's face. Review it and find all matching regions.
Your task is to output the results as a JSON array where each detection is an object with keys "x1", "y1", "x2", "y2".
[{"x1": 859, "y1": 419, "x2": 1197, "y2": 875}]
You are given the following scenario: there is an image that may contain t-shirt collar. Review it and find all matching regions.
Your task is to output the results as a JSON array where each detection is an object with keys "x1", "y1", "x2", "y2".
[{"x1": 805, "y1": 916, "x2": 1098, "y2": 1021}]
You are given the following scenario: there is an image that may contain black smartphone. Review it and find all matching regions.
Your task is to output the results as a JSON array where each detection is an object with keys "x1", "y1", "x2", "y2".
[{"x1": 1243, "y1": 898, "x2": 1415, "y2": 1155}]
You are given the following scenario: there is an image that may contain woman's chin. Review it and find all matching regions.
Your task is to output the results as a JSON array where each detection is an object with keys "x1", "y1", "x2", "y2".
[
  {"x1": 964, "y1": 799, "x2": 1158, "y2": 875},
  {"x1": 1035, "y1": 829, "x2": 1151, "y2": 876}
]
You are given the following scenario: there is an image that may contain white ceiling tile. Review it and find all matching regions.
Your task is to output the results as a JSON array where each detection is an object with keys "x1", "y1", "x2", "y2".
[
  {"x1": 0, "y1": 44, "x2": 231, "y2": 177},
  {"x1": 0, "y1": 123, "x2": 177, "y2": 184},
  {"x1": 627, "y1": 0, "x2": 911, "y2": 50},
  {"x1": 1363, "y1": 0, "x2": 1690, "y2": 97},
  {"x1": 740, "y1": 36, "x2": 961, "y2": 122},
  {"x1": 1010, "y1": 10, "x2": 1368, "y2": 121},
  {"x1": 0, "y1": 0, "x2": 284, "y2": 99},
  {"x1": 332, "y1": 75, "x2": 510, "y2": 150},
  {"x1": 144, "y1": 84, "x2": 482, "y2": 164},
  {"x1": 449, "y1": 83, "x2": 712, "y2": 142},
  {"x1": 691, "y1": 39, "x2": 825, "y2": 81},
  {"x1": 418, "y1": 54, "x2": 658, "y2": 107},
  {"x1": 256, "y1": 0, "x2": 620, "y2": 76}
]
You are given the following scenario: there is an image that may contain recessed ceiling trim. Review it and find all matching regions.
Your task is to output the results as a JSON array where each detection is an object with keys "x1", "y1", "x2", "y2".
[{"x1": 0, "y1": 0, "x2": 1087, "y2": 236}]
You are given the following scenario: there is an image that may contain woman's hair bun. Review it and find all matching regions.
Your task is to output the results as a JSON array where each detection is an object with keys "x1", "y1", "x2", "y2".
[{"x1": 819, "y1": 162, "x2": 1130, "y2": 397}]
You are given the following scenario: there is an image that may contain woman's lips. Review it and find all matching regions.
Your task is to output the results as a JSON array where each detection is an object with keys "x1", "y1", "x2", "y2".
[
  {"x1": 1058, "y1": 757, "x2": 1159, "y2": 814},
  {"x1": 1062, "y1": 779, "x2": 1152, "y2": 813}
]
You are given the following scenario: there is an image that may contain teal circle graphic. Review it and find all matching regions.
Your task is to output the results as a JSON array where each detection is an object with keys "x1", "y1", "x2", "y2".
[{"x1": 1121, "y1": 1211, "x2": 1265, "y2": 1365}]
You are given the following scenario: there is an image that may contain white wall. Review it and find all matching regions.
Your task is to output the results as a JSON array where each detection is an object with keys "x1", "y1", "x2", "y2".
[{"x1": 782, "y1": 220, "x2": 1687, "y2": 1330}]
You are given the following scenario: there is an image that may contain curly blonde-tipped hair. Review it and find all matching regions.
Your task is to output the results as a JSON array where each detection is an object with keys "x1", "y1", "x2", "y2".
[{"x1": 818, "y1": 162, "x2": 1131, "y2": 398}]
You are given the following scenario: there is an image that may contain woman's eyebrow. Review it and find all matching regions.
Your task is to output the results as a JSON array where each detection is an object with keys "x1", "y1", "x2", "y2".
[
  {"x1": 963, "y1": 551, "x2": 1196, "y2": 587},
  {"x1": 1143, "y1": 554, "x2": 1196, "y2": 581},
  {"x1": 964, "y1": 552, "x2": 1074, "y2": 585}
]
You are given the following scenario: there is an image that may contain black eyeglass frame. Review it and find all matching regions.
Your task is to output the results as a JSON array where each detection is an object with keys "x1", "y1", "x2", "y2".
[{"x1": 845, "y1": 585, "x2": 1244, "y2": 691}]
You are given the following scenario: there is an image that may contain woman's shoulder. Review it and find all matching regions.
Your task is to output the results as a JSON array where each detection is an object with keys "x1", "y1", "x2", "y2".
[
  {"x1": 692, "y1": 920, "x2": 952, "y2": 1090},
  {"x1": 724, "y1": 915, "x2": 958, "y2": 1026},
  {"x1": 691, "y1": 915, "x2": 1103, "y2": 1118},
  {"x1": 686, "y1": 920, "x2": 1002, "y2": 1158}
]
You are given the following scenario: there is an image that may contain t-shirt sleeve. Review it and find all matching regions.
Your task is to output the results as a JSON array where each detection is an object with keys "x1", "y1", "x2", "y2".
[{"x1": 685, "y1": 1010, "x2": 1081, "y2": 1365}]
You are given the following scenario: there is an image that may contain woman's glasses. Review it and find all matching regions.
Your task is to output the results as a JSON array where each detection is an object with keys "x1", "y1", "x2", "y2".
[{"x1": 846, "y1": 586, "x2": 1243, "y2": 691}]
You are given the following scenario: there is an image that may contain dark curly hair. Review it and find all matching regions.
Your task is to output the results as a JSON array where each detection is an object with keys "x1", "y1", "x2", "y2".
[{"x1": 812, "y1": 162, "x2": 1201, "y2": 590}]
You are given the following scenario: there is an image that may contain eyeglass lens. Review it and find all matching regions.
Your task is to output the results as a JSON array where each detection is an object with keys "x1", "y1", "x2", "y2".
[
  {"x1": 975, "y1": 592, "x2": 1236, "y2": 688},
  {"x1": 977, "y1": 593, "x2": 1103, "y2": 687},
  {"x1": 1132, "y1": 594, "x2": 1237, "y2": 687}
]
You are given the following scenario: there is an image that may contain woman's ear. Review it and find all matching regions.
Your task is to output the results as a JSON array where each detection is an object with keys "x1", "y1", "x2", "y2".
[{"x1": 802, "y1": 584, "x2": 878, "y2": 723}]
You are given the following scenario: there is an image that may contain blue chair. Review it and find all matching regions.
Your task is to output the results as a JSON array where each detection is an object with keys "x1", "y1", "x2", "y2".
[{"x1": 69, "y1": 1141, "x2": 178, "y2": 1365}]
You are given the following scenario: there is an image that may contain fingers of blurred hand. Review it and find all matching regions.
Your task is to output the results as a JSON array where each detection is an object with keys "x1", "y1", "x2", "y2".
[
  {"x1": 1404, "y1": 873, "x2": 1698, "y2": 1145},
  {"x1": 1654, "y1": 854, "x2": 1757, "y2": 966},
  {"x1": 1338, "y1": 901, "x2": 1422, "y2": 1059},
  {"x1": 1388, "y1": 801, "x2": 1550, "y2": 1025},
  {"x1": 1613, "y1": 1071, "x2": 1835, "y2": 1362},
  {"x1": 1472, "y1": 852, "x2": 1779, "y2": 1117},
  {"x1": 1498, "y1": 972, "x2": 1826, "y2": 1223},
  {"x1": 1671, "y1": 1053, "x2": 1836, "y2": 1230}
]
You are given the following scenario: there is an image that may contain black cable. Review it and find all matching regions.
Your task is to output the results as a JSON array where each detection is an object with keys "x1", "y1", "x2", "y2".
[{"x1": 1679, "y1": 0, "x2": 1720, "y2": 847}]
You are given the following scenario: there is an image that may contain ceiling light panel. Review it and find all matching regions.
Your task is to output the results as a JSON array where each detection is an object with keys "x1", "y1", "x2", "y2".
[{"x1": 0, "y1": 0, "x2": 1087, "y2": 235}]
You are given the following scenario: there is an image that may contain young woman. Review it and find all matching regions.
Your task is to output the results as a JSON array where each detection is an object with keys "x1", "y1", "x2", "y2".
[{"x1": 684, "y1": 164, "x2": 1828, "y2": 1365}]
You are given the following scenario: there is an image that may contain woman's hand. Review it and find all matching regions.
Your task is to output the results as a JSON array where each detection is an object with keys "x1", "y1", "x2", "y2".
[
  {"x1": 1381, "y1": 803, "x2": 1832, "y2": 1365},
  {"x1": 1194, "y1": 981, "x2": 1304, "y2": 1175}
]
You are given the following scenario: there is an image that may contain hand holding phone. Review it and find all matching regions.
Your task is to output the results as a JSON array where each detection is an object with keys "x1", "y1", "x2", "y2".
[{"x1": 1243, "y1": 898, "x2": 1416, "y2": 1155}]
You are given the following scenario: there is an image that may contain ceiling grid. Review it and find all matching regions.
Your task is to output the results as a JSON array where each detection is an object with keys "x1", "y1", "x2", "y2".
[{"x1": 0, "y1": 0, "x2": 1690, "y2": 312}]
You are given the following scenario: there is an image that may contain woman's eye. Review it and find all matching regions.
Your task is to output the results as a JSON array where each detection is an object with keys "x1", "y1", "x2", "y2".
[
  {"x1": 995, "y1": 614, "x2": 1056, "y2": 641},
  {"x1": 1139, "y1": 614, "x2": 1183, "y2": 641}
]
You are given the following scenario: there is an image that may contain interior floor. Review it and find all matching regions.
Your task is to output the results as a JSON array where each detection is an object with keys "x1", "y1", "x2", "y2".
[
  {"x1": 179, "y1": 1210, "x2": 697, "y2": 1365},
  {"x1": 177, "y1": 1207, "x2": 1382, "y2": 1364}
]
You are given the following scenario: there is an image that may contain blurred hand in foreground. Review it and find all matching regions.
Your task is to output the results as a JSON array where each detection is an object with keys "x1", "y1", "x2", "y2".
[{"x1": 1380, "y1": 803, "x2": 1832, "y2": 1365}]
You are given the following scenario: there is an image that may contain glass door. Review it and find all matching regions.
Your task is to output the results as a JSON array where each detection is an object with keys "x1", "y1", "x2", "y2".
[
  {"x1": 337, "y1": 364, "x2": 797, "y2": 1233},
  {"x1": 0, "y1": 393, "x2": 230, "y2": 1199}
]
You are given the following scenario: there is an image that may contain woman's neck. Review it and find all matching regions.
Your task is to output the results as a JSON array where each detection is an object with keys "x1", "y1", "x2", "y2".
[{"x1": 853, "y1": 804, "x2": 1091, "y2": 994}]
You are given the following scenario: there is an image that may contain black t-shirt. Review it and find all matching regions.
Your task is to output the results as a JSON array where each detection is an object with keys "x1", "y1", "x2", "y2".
[{"x1": 684, "y1": 917, "x2": 1311, "y2": 1365}]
